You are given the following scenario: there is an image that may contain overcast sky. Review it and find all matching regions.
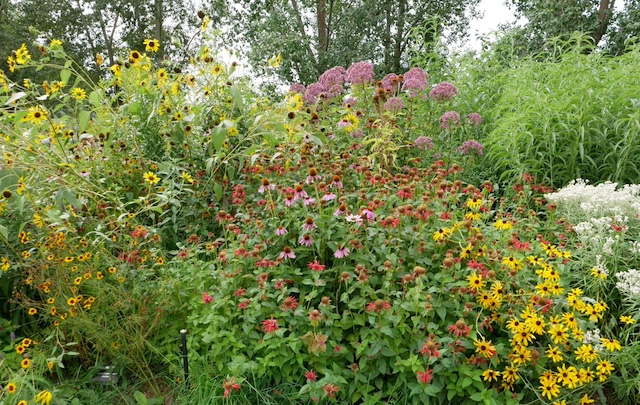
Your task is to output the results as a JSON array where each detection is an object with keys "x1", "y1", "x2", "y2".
[{"x1": 466, "y1": 0, "x2": 520, "y2": 50}]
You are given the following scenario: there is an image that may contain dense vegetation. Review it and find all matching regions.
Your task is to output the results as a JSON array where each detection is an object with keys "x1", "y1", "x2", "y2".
[{"x1": 1, "y1": 9, "x2": 640, "y2": 405}]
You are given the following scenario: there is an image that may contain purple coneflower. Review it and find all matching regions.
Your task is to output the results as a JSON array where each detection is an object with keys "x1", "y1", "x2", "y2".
[
  {"x1": 334, "y1": 246, "x2": 350, "y2": 259},
  {"x1": 334, "y1": 204, "x2": 347, "y2": 216},
  {"x1": 346, "y1": 214, "x2": 363, "y2": 223},
  {"x1": 279, "y1": 246, "x2": 296, "y2": 260},
  {"x1": 330, "y1": 175, "x2": 343, "y2": 189},
  {"x1": 275, "y1": 226, "x2": 288, "y2": 236},
  {"x1": 302, "y1": 217, "x2": 318, "y2": 231},
  {"x1": 258, "y1": 178, "x2": 276, "y2": 193},
  {"x1": 322, "y1": 192, "x2": 336, "y2": 201},
  {"x1": 299, "y1": 234, "x2": 314, "y2": 247}
]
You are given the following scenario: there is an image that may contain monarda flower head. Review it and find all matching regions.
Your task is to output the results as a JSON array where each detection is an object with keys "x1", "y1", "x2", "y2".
[
  {"x1": 429, "y1": 81, "x2": 458, "y2": 102},
  {"x1": 346, "y1": 61, "x2": 374, "y2": 85}
]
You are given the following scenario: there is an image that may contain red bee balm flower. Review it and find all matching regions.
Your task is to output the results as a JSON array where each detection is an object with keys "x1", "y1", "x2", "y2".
[
  {"x1": 417, "y1": 369, "x2": 434, "y2": 384},
  {"x1": 262, "y1": 318, "x2": 280, "y2": 334},
  {"x1": 305, "y1": 370, "x2": 317, "y2": 382},
  {"x1": 202, "y1": 292, "x2": 213, "y2": 304},
  {"x1": 222, "y1": 377, "x2": 241, "y2": 398}
]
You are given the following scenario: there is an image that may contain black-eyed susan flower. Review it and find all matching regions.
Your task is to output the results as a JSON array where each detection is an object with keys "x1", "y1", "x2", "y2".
[
  {"x1": 482, "y1": 369, "x2": 500, "y2": 382},
  {"x1": 466, "y1": 272, "x2": 485, "y2": 291},
  {"x1": 474, "y1": 337, "x2": 496, "y2": 358},
  {"x1": 493, "y1": 219, "x2": 512, "y2": 230},
  {"x1": 575, "y1": 344, "x2": 599, "y2": 363},
  {"x1": 600, "y1": 338, "x2": 621, "y2": 352},
  {"x1": 6, "y1": 382, "x2": 17, "y2": 394},
  {"x1": 546, "y1": 345, "x2": 563, "y2": 363},
  {"x1": 143, "y1": 172, "x2": 160, "y2": 185},
  {"x1": 143, "y1": 38, "x2": 160, "y2": 52},
  {"x1": 620, "y1": 315, "x2": 635, "y2": 325},
  {"x1": 556, "y1": 364, "x2": 579, "y2": 389}
]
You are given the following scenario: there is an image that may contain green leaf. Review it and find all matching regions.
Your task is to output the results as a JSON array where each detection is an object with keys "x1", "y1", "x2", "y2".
[
  {"x1": 133, "y1": 391, "x2": 148, "y2": 405},
  {"x1": 213, "y1": 183, "x2": 223, "y2": 201},
  {"x1": 78, "y1": 110, "x2": 91, "y2": 131},
  {"x1": 0, "y1": 224, "x2": 7, "y2": 242},
  {"x1": 210, "y1": 127, "x2": 226, "y2": 151},
  {"x1": 60, "y1": 69, "x2": 72, "y2": 84},
  {"x1": 89, "y1": 91, "x2": 101, "y2": 107}
]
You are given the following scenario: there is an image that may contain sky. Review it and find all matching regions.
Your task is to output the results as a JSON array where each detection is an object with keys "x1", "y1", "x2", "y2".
[{"x1": 466, "y1": 0, "x2": 521, "y2": 50}]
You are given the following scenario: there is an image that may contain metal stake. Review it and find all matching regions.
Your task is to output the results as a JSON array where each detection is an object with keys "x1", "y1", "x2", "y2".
[{"x1": 180, "y1": 329, "x2": 190, "y2": 389}]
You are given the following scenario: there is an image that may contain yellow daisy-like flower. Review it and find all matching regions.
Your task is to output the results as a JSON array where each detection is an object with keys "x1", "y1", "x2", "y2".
[
  {"x1": 474, "y1": 337, "x2": 496, "y2": 358},
  {"x1": 50, "y1": 39, "x2": 63, "y2": 48},
  {"x1": 143, "y1": 171, "x2": 160, "y2": 185},
  {"x1": 16, "y1": 344, "x2": 25, "y2": 354},
  {"x1": 268, "y1": 54, "x2": 282, "y2": 67},
  {"x1": 502, "y1": 365, "x2": 520, "y2": 384},
  {"x1": 546, "y1": 345, "x2": 563, "y2": 363},
  {"x1": 575, "y1": 344, "x2": 599, "y2": 363},
  {"x1": 579, "y1": 394, "x2": 595, "y2": 405},
  {"x1": 70, "y1": 87, "x2": 87, "y2": 100},
  {"x1": 600, "y1": 338, "x2": 621, "y2": 352},
  {"x1": 35, "y1": 389, "x2": 53, "y2": 405},
  {"x1": 493, "y1": 219, "x2": 512, "y2": 230},
  {"x1": 6, "y1": 382, "x2": 17, "y2": 394},
  {"x1": 143, "y1": 39, "x2": 160, "y2": 52},
  {"x1": 556, "y1": 364, "x2": 579, "y2": 389},
  {"x1": 432, "y1": 227, "x2": 451, "y2": 242},
  {"x1": 28, "y1": 307, "x2": 37, "y2": 315},
  {"x1": 525, "y1": 314, "x2": 545, "y2": 335},
  {"x1": 21, "y1": 357, "x2": 31, "y2": 369},
  {"x1": 591, "y1": 267, "x2": 607, "y2": 280},
  {"x1": 539, "y1": 380, "x2": 560, "y2": 400},
  {"x1": 482, "y1": 369, "x2": 500, "y2": 382},
  {"x1": 15, "y1": 43, "x2": 31, "y2": 65},
  {"x1": 21, "y1": 106, "x2": 49, "y2": 125},
  {"x1": 466, "y1": 197, "x2": 482, "y2": 210},
  {"x1": 129, "y1": 50, "x2": 143, "y2": 64},
  {"x1": 466, "y1": 272, "x2": 486, "y2": 291},
  {"x1": 620, "y1": 315, "x2": 635, "y2": 325},
  {"x1": 502, "y1": 256, "x2": 523, "y2": 271},
  {"x1": 228, "y1": 126, "x2": 239, "y2": 137},
  {"x1": 181, "y1": 172, "x2": 194, "y2": 184},
  {"x1": 548, "y1": 323, "x2": 569, "y2": 345}
]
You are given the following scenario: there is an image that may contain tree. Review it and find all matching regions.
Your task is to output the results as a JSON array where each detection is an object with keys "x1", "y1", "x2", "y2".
[
  {"x1": 2, "y1": 0, "x2": 197, "y2": 79},
  {"x1": 210, "y1": 0, "x2": 480, "y2": 84},
  {"x1": 504, "y1": 0, "x2": 640, "y2": 55}
]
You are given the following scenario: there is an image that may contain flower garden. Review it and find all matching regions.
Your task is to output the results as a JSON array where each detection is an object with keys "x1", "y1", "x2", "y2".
[{"x1": 1, "y1": 20, "x2": 640, "y2": 405}]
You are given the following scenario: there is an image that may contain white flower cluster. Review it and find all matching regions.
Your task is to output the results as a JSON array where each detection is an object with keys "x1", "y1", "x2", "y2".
[
  {"x1": 631, "y1": 241, "x2": 640, "y2": 255},
  {"x1": 593, "y1": 255, "x2": 610, "y2": 277},
  {"x1": 545, "y1": 179, "x2": 640, "y2": 218},
  {"x1": 573, "y1": 216, "x2": 623, "y2": 255},
  {"x1": 583, "y1": 328, "x2": 603, "y2": 351},
  {"x1": 616, "y1": 269, "x2": 640, "y2": 297}
]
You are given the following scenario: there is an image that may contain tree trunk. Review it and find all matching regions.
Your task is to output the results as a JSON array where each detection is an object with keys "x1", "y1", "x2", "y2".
[
  {"x1": 593, "y1": 0, "x2": 614, "y2": 47},
  {"x1": 393, "y1": 0, "x2": 406, "y2": 73},
  {"x1": 317, "y1": 0, "x2": 327, "y2": 56},
  {"x1": 290, "y1": 0, "x2": 319, "y2": 73},
  {"x1": 383, "y1": 1, "x2": 392, "y2": 72},
  {"x1": 155, "y1": 0, "x2": 163, "y2": 60}
]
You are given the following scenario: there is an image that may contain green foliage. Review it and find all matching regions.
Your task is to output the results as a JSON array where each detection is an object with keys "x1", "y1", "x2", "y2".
[
  {"x1": 209, "y1": 0, "x2": 480, "y2": 84},
  {"x1": 471, "y1": 37, "x2": 640, "y2": 188}
]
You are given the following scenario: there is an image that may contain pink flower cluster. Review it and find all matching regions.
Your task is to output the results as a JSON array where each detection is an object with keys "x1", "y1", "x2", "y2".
[
  {"x1": 456, "y1": 140, "x2": 484, "y2": 156},
  {"x1": 346, "y1": 61, "x2": 374, "y2": 85},
  {"x1": 429, "y1": 81, "x2": 458, "y2": 102},
  {"x1": 401, "y1": 67, "x2": 428, "y2": 96},
  {"x1": 439, "y1": 111, "x2": 461, "y2": 130},
  {"x1": 413, "y1": 136, "x2": 434, "y2": 150},
  {"x1": 383, "y1": 97, "x2": 404, "y2": 112}
]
